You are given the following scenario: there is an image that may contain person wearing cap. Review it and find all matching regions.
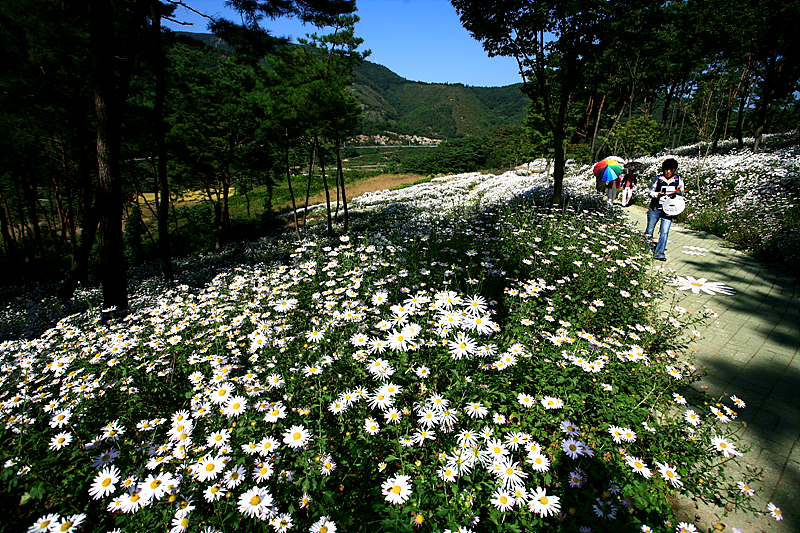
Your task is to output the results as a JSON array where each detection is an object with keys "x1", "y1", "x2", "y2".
[{"x1": 644, "y1": 158, "x2": 684, "y2": 261}]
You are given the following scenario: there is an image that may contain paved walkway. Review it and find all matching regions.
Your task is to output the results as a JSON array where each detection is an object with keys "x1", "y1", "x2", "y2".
[{"x1": 623, "y1": 204, "x2": 800, "y2": 532}]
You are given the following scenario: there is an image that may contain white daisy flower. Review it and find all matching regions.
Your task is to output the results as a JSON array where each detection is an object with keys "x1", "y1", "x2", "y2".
[{"x1": 669, "y1": 275, "x2": 735, "y2": 295}]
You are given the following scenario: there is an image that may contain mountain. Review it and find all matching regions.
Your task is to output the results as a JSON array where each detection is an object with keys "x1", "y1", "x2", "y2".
[
  {"x1": 352, "y1": 61, "x2": 528, "y2": 139},
  {"x1": 173, "y1": 32, "x2": 529, "y2": 140}
]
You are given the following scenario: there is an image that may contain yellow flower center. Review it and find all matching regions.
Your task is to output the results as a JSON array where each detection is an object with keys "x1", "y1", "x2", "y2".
[{"x1": 250, "y1": 495, "x2": 261, "y2": 506}]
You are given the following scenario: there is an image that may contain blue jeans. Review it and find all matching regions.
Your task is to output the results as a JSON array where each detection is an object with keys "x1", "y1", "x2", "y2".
[{"x1": 645, "y1": 208, "x2": 671, "y2": 259}]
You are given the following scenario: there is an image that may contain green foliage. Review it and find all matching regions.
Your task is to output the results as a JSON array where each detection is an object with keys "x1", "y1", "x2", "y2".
[
  {"x1": 123, "y1": 206, "x2": 147, "y2": 265},
  {"x1": 401, "y1": 137, "x2": 490, "y2": 174},
  {"x1": 600, "y1": 116, "x2": 663, "y2": 158},
  {"x1": 565, "y1": 144, "x2": 591, "y2": 165}
]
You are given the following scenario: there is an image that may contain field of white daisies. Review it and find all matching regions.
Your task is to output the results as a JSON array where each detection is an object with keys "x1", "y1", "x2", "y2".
[{"x1": 2, "y1": 135, "x2": 797, "y2": 533}]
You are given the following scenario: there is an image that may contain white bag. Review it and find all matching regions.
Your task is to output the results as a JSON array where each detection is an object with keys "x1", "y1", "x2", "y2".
[{"x1": 662, "y1": 196, "x2": 685, "y2": 216}]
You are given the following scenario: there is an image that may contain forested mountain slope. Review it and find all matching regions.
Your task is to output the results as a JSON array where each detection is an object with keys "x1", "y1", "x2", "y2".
[
  {"x1": 178, "y1": 32, "x2": 528, "y2": 139},
  {"x1": 352, "y1": 60, "x2": 528, "y2": 138}
]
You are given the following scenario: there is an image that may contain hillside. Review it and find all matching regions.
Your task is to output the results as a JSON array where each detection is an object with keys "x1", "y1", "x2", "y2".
[
  {"x1": 174, "y1": 32, "x2": 529, "y2": 140},
  {"x1": 353, "y1": 61, "x2": 528, "y2": 139}
]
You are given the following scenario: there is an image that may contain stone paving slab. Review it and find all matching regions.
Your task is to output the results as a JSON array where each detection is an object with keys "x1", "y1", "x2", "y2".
[{"x1": 622, "y1": 204, "x2": 800, "y2": 533}]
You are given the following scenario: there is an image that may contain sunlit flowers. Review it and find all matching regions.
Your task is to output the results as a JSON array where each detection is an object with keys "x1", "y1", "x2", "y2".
[
  {"x1": 540, "y1": 396, "x2": 564, "y2": 409},
  {"x1": 767, "y1": 502, "x2": 783, "y2": 521},
  {"x1": 48, "y1": 431, "x2": 73, "y2": 451},
  {"x1": 381, "y1": 474, "x2": 413, "y2": 505},
  {"x1": 625, "y1": 455, "x2": 652, "y2": 478},
  {"x1": 528, "y1": 487, "x2": 560, "y2": 517},
  {"x1": 710, "y1": 435, "x2": 742, "y2": 458},
  {"x1": 237, "y1": 486, "x2": 275, "y2": 519},
  {"x1": 0, "y1": 164, "x2": 762, "y2": 533},
  {"x1": 669, "y1": 275, "x2": 736, "y2": 295},
  {"x1": 88, "y1": 466, "x2": 120, "y2": 500},
  {"x1": 282, "y1": 425, "x2": 311, "y2": 448},
  {"x1": 656, "y1": 462, "x2": 683, "y2": 488}
]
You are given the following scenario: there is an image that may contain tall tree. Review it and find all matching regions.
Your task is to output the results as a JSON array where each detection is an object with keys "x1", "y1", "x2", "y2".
[
  {"x1": 451, "y1": 0, "x2": 662, "y2": 204},
  {"x1": 744, "y1": 0, "x2": 800, "y2": 151},
  {"x1": 168, "y1": 47, "x2": 269, "y2": 251},
  {"x1": 88, "y1": 0, "x2": 149, "y2": 316},
  {"x1": 82, "y1": 0, "x2": 356, "y2": 309},
  {"x1": 300, "y1": 14, "x2": 368, "y2": 232}
]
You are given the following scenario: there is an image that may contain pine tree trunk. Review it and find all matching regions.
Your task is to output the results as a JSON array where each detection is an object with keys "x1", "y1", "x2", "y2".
[
  {"x1": 285, "y1": 138, "x2": 301, "y2": 241},
  {"x1": 316, "y1": 135, "x2": 334, "y2": 237},
  {"x1": 335, "y1": 134, "x2": 348, "y2": 233},
  {"x1": 88, "y1": 0, "x2": 133, "y2": 317},
  {"x1": 303, "y1": 138, "x2": 316, "y2": 230},
  {"x1": 152, "y1": 8, "x2": 173, "y2": 281}
]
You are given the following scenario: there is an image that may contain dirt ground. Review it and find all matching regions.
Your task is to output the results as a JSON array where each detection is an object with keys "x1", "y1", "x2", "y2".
[
  {"x1": 278, "y1": 173, "x2": 422, "y2": 211},
  {"x1": 134, "y1": 173, "x2": 423, "y2": 227},
  {"x1": 138, "y1": 174, "x2": 421, "y2": 212}
]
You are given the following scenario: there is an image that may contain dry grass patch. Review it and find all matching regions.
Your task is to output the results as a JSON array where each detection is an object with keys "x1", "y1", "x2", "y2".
[{"x1": 278, "y1": 173, "x2": 424, "y2": 210}]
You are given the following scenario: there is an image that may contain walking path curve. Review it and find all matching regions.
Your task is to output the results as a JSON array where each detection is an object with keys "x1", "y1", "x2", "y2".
[{"x1": 623, "y1": 204, "x2": 800, "y2": 533}]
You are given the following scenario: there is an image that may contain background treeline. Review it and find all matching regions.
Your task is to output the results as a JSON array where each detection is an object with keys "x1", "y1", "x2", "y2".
[{"x1": 0, "y1": 0, "x2": 366, "y2": 310}]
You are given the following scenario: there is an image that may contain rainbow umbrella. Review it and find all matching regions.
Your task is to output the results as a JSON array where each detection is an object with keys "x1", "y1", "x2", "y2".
[{"x1": 593, "y1": 157, "x2": 624, "y2": 181}]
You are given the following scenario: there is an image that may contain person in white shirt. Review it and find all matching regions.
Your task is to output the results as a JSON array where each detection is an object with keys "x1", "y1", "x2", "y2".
[{"x1": 644, "y1": 158, "x2": 684, "y2": 261}]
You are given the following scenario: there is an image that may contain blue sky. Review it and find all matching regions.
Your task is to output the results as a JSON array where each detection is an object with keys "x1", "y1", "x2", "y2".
[{"x1": 164, "y1": 0, "x2": 523, "y2": 87}]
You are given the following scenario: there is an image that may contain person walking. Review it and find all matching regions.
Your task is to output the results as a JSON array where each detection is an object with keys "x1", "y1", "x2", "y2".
[
  {"x1": 644, "y1": 158, "x2": 684, "y2": 261},
  {"x1": 606, "y1": 175, "x2": 621, "y2": 204},
  {"x1": 619, "y1": 162, "x2": 641, "y2": 207}
]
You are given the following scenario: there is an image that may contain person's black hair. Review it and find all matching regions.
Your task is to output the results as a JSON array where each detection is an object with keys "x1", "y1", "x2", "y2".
[{"x1": 662, "y1": 158, "x2": 678, "y2": 171}]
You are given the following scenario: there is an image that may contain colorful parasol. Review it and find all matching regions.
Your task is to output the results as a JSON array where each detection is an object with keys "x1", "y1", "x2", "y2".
[{"x1": 592, "y1": 157, "x2": 625, "y2": 182}]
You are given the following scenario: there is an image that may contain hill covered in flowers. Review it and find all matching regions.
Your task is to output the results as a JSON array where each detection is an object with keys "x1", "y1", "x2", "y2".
[{"x1": 1, "y1": 150, "x2": 782, "y2": 533}]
